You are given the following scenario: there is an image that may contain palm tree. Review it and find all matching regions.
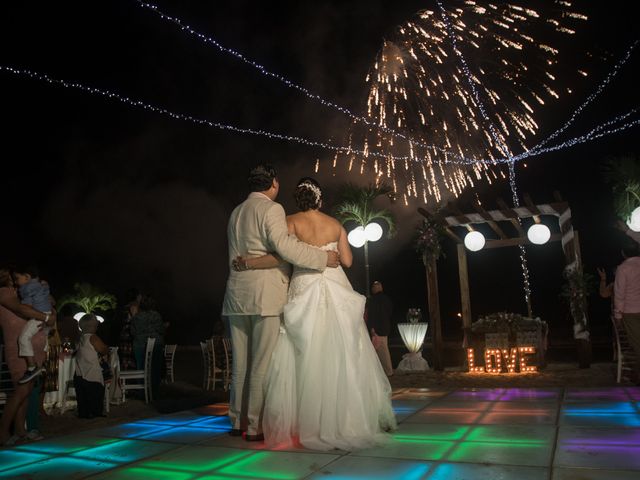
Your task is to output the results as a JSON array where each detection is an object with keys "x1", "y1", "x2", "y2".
[
  {"x1": 57, "y1": 283, "x2": 117, "y2": 317},
  {"x1": 334, "y1": 183, "x2": 396, "y2": 295},
  {"x1": 603, "y1": 155, "x2": 640, "y2": 223}
]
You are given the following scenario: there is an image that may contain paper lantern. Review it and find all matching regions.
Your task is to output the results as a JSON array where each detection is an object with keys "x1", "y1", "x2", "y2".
[
  {"x1": 464, "y1": 231, "x2": 485, "y2": 251},
  {"x1": 364, "y1": 222, "x2": 383, "y2": 242},
  {"x1": 347, "y1": 226, "x2": 366, "y2": 248},
  {"x1": 527, "y1": 224, "x2": 551, "y2": 245},
  {"x1": 627, "y1": 206, "x2": 640, "y2": 232},
  {"x1": 73, "y1": 312, "x2": 105, "y2": 323}
]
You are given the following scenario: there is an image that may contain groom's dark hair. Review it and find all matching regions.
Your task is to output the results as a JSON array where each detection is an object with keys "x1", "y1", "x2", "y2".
[{"x1": 248, "y1": 164, "x2": 278, "y2": 192}]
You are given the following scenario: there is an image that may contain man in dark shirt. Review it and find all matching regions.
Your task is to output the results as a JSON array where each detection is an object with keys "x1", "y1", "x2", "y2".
[{"x1": 366, "y1": 281, "x2": 394, "y2": 376}]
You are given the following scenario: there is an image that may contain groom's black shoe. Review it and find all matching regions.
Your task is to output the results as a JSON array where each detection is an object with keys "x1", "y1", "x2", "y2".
[
  {"x1": 229, "y1": 429, "x2": 244, "y2": 437},
  {"x1": 245, "y1": 433, "x2": 265, "y2": 442}
]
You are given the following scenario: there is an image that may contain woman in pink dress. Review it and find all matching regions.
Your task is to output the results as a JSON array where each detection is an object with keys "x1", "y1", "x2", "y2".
[{"x1": 0, "y1": 267, "x2": 52, "y2": 445}]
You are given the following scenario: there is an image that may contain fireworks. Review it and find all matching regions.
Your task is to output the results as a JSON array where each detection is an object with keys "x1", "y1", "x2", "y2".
[{"x1": 333, "y1": 1, "x2": 588, "y2": 204}]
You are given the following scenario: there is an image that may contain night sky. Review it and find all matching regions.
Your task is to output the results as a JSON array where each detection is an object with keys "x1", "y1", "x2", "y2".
[{"x1": 1, "y1": 1, "x2": 637, "y2": 346}]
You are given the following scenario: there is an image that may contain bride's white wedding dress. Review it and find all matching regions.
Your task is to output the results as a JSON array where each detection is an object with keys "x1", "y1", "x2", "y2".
[{"x1": 263, "y1": 242, "x2": 397, "y2": 451}]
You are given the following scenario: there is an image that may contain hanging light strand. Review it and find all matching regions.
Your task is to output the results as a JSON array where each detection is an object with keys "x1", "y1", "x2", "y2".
[
  {"x1": 135, "y1": 0, "x2": 449, "y2": 154},
  {"x1": 522, "y1": 39, "x2": 639, "y2": 158},
  {"x1": 0, "y1": 64, "x2": 405, "y2": 161},
  {"x1": 138, "y1": 1, "x2": 639, "y2": 170},
  {"x1": 436, "y1": 0, "x2": 512, "y2": 160},
  {"x1": 2, "y1": 64, "x2": 638, "y2": 173},
  {"x1": 437, "y1": 0, "x2": 532, "y2": 310}
]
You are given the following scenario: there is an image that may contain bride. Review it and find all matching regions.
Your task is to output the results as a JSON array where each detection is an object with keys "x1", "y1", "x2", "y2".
[{"x1": 236, "y1": 177, "x2": 396, "y2": 451}]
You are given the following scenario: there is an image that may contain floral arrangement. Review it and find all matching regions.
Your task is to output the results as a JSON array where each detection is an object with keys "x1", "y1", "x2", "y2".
[
  {"x1": 415, "y1": 218, "x2": 445, "y2": 265},
  {"x1": 471, "y1": 312, "x2": 547, "y2": 334},
  {"x1": 560, "y1": 267, "x2": 594, "y2": 340},
  {"x1": 406, "y1": 308, "x2": 423, "y2": 323}
]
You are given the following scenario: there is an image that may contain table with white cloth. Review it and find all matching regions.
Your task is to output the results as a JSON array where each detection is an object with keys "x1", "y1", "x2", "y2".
[
  {"x1": 43, "y1": 348, "x2": 121, "y2": 414},
  {"x1": 396, "y1": 322, "x2": 430, "y2": 372}
]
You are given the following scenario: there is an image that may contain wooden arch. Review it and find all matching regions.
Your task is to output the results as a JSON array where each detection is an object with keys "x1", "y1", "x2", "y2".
[{"x1": 418, "y1": 192, "x2": 586, "y2": 371}]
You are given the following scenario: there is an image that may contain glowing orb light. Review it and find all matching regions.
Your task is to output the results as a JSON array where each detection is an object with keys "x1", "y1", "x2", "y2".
[
  {"x1": 73, "y1": 312, "x2": 105, "y2": 323},
  {"x1": 626, "y1": 206, "x2": 640, "y2": 232},
  {"x1": 348, "y1": 226, "x2": 367, "y2": 248},
  {"x1": 464, "y1": 231, "x2": 485, "y2": 251},
  {"x1": 527, "y1": 224, "x2": 551, "y2": 245},
  {"x1": 364, "y1": 222, "x2": 383, "y2": 242}
]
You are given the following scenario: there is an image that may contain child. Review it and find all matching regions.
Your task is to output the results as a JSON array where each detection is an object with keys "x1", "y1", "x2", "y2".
[
  {"x1": 74, "y1": 314, "x2": 109, "y2": 419},
  {"x1": 13, "y1": 266, "x2": 52, "y2": 384}
]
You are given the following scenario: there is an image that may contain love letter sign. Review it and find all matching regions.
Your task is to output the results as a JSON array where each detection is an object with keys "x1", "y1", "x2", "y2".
[{"x1": 466, "y1": 346, "x2": 537, "y2": 374}]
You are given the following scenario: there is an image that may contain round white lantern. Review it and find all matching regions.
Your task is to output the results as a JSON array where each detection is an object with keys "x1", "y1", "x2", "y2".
[
  {"x1": 73, "y1": 312, "x2": 105, "y2": 323},
  {"x1": 464, "y1": 231, "x2": 485, "y2": 251},
  {"x1": 364, "y1": 222, "x2": 383, "y2": 242},
  {"x1": 348, "y1": 226, "x2": 367, "y2": 248},
  {"x1": 527, "y1": 224, "x2": 551, "y2": 245},
  {"x1": 626, "y1": 206, "x2": 640, "y2": 232}
]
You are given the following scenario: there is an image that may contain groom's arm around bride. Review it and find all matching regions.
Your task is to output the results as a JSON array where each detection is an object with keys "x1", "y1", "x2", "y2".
[{"x1": 222, "y1": 164, "x2": 338, "y2": 440}]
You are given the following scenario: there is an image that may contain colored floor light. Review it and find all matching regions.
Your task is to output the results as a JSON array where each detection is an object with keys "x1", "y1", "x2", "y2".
[{"x1": 140, "y1": 446, "x2": 254, "y2": 473}]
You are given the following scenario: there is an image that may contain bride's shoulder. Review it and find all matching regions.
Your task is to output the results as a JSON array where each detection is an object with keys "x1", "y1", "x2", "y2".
[{"x1": 317, "y1": 210, "x2": 340, "y2": 224}]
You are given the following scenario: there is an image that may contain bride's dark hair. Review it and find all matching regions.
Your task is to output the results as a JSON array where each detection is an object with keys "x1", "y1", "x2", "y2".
[{"x1": 294, "y1": 177, "x2": 322, "y2": 211}]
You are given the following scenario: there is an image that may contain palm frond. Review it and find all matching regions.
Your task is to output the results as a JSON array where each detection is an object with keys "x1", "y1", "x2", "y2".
[
  {"x1": 57, "y1": 283, "x2": 117, "y2": 315},
  {"x1": 333, "y1": 183, "x2": 397, "y2": 238},
  {"x1": 603, "y1": 155, "x2": 640, "y2": 219}
]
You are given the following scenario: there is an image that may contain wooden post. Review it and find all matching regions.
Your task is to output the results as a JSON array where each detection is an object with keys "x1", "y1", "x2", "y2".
[
  {"x1": 426, "y1": 256, "x2": 443, "y2": 371},
  {"x1": 457, "y1": 244, "x2": 472, "y2": 348}
]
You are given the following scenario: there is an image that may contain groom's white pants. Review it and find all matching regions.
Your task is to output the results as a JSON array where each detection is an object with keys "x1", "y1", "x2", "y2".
[{"x1": 228, "y1": 314, "x2": 280, "y2": 435}]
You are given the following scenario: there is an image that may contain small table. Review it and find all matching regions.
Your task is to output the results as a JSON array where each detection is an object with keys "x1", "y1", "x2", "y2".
[
  {"x1": 43, "y1": 348, "x2": 121, "y2": 414},
  {"x1": 397, "y1": 322, "x2": 430, "y2": 372}
]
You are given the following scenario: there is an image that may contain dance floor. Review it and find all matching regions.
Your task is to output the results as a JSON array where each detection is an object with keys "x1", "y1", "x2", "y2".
[{"x1": 2, "y1": 387, "x2": 640, "y2": 479}]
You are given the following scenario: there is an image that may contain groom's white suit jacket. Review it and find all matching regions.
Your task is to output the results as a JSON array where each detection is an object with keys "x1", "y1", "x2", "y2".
[{"x1": 223, "y1": 192, "x2": 327, "y2": 317}]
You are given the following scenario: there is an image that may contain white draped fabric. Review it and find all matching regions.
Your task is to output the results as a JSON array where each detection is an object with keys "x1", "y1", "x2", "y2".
[
  {"x1": 264, "y1": 242, "x2": 396, "y2": 451},
  {"x1": 397, "y1": 322, "x2": 430, "y2": 372}
]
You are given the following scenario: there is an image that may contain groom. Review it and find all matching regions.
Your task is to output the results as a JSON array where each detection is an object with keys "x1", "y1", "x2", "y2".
[{"x1": 223, "y1": 164, "x2": 339, "y2": 441}]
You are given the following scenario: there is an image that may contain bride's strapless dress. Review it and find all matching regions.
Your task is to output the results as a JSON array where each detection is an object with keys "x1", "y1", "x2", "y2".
[{"x1": 263, "y1": 242, "x2": 397, "y2": 451}]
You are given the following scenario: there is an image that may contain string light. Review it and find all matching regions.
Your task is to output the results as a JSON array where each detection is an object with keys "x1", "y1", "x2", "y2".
[
  {"x1": 135, "y1": 0, "x2": 441, "y2": 152},
  {"x1": 522, "y1": 40, "x2": 639, "y2": 158},
  {"x1": 0, "y1": 65, "x2": 407, "y2": 162},
  {"x1": 436, "y1": 0, "x2": 511, "y2": 160},
  {"x1": 140, "y1": 0, "x2": 640, "y2": 198},
  {"x1": 1, "y1": 64, "x2": 637, "y2": 175},
  {"x1": 439, "y1": 0, "x2": 533, "y2": 310}
]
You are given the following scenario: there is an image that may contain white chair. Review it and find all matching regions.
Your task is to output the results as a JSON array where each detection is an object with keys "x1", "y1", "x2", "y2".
[
  {"x1": 103, "y1": 346, "x2": 119, "y2": 414},
  {"x1": 119, "y1": 337, "x2": 156, "y2": 403},
  {"x1": 200, "y1": 339, "x2": 216, "y2": 390},
  {"x1": 219, "y1": 337, "x2": 232, "y2": 392},
  {"x1": 612, "y1": 317, "x2": 637, "y2": 383},
  {"x1": 164, "y1": 344, "x2": 177, "y2": 383},
  {"x1": 200, "y1": 337, "x2": 232, "y2": 391},
  {"x1": 200, "y1": 341, "x2": 208, "y2": 389}
]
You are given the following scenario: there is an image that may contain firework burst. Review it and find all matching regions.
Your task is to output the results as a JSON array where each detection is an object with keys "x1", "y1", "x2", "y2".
[{"x1": 332, "y1": 0, "x2": 588, "y2": 205}]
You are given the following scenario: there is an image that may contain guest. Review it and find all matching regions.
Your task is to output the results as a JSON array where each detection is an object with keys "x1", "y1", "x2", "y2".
[
  {"x1": 12, "y1": 266, "x2": 53, "y2": 384},
  {"x1": 74, "y1": 314, "x2": 108, "y2": 418},
  {"x1": 117, "y1": 289, "x2": 140, "y2": 371},
  {"x1": 57, "y1": 304, "x2": 81, "y2": 346},
  {"x1": 597, "y1": 267, "x2": 613, "y2": 299},
  {"x1": 365, "y1": 280, "x2": 394, "y2": 377},
  {"x1": 614, "y1": 240, "x2": 640, "y2": 381},
  {"x1": 0, "y1": 267, "x2": 52, "y2": 446},
  {"x1": 130, "y1": 294, "x2": 165, "y2": 394}
]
